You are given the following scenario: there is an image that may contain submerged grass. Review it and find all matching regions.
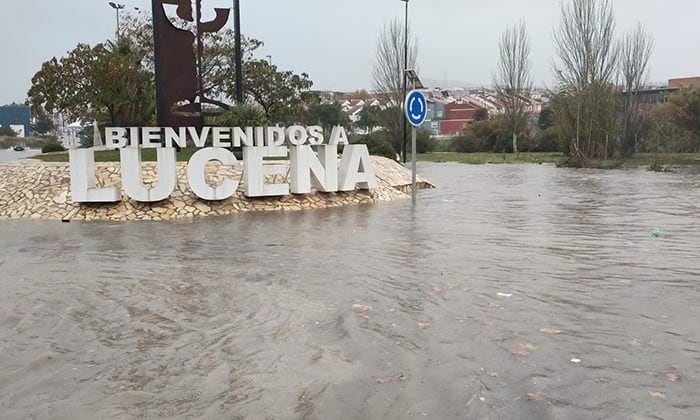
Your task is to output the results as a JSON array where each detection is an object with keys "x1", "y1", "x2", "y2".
[{"x1": 417, "y1": 152, "x2": 564, "y2": 165}]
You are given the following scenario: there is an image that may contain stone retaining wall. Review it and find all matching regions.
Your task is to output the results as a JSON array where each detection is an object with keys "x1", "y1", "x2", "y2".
[{"x1": 0, "y1": 156, "x2": 433, "y2": 221}]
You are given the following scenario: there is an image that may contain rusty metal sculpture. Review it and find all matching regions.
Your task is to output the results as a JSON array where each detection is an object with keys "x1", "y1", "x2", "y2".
[{"x1": 152, "y1": 0, "x2": 231, "y2": 128}]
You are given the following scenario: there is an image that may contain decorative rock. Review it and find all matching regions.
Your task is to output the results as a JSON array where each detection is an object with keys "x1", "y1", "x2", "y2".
[{"x1": 0, "y1": 156, "x2": 433, "y2": 221}]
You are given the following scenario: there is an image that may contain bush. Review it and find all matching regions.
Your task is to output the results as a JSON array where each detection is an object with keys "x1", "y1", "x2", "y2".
[
  {"x1": 531, "y1": 128, "x2": 561, "y2": 152},
  {"x1": 42, "y1": 142, "x2": 67, "y2": 153},
  {"x1": 79, "y1": 126, "x2": 94, "y2": 148},
  {"x1": 412, "y1": 129, "x2": 435, "y2": 154},
  {"x1": 433, "y1": 138, "x2": 452, "y2": 153},
  {"x1": 350, "y1": 131, "x2": 397, "y2": 160},
  {"x1": 213, "y1": 105, "x2": 268, "y2": 128},
  {"x1": 0, "y1": 126, "x2": 17, "y2": 137},
  {"x1": 452, "y1": 132, "x2": 479, "y2": 153}
]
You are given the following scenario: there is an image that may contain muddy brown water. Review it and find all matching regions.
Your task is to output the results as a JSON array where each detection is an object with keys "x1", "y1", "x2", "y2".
[{"x1": 1, "y1": 163, "x2": 699, "y2": 419}]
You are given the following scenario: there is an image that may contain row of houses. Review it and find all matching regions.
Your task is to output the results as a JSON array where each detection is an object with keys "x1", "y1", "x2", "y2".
[
  {"x1": 332, "y1": 88, "x2": 549, "y2": 137},
  {"x1": 331, "y1": 75, "x2": 700, "y2": 137}
]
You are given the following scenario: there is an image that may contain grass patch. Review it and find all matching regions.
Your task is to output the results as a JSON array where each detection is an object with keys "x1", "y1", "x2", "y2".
[
  {"x1": 31, "y1": 148, "x2": 202, "y2": 163},
  {"x1": 417, "y1": 152, "x2": 564, "y2": 165}
]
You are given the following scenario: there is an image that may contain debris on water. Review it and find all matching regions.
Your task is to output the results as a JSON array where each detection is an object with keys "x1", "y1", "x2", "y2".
[
  {"x1": 512, "y1": 343, "x2": 536, "y2": 355},
  {"x1": 417, "y1": 322, "x2": 431, "y2": 330},
  {"x1": 666, "y1": 372, "x2": 680, "y2": 382},
  {"x1": 527, "y1": 392, "x2": 545, "y2": 401},
  {"x1": 540, "y1": 328, "x2": 562, "y2": 335},
  {"x1": 649, "y1": 391, "x2": 666, "y2": 399},
  {"x1": 652, "y1": 229, "x2": 661, "y2": 238},
  {"x1": 486, "y1": 371, "x2": 499, "y2": 377},
  {"x1": 352, "y1": 304, "x2": 373, "y2": 313},
  {"x1": 570, "y1": 358, "x2": 582, "y2": 363},
  {"x1": 619, "y1": 279, "x2": 633, "y2": 286},
  {"x1": 376, "y1": 373, "x2": 407, "y2": 384},
  {"x1": 497, "y1": 292, "x2": 513, "y2": 298},
  {"x1": 629, "y1": 338, "x2": 642, "y2": 346}
]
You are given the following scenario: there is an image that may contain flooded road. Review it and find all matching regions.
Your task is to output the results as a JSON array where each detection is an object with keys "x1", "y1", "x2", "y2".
[
  {"x1": 1, "y1": 163, "x2": 699, "y2": 419},
  {"x1": 0, "y1": 149, "x2": 41, "y2": 164}
]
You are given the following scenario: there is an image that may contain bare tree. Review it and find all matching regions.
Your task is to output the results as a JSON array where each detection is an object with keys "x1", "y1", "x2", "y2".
[
  {"x1": 553, "y1": 0, "x2": 618, "y2": 162},
  {"x1": 372, "y1": 18, "x2": 417, "y2": 158},
  {"x1": 493, "y1": 21, "x2": 532, "y2": 154},
  {"x1": 620, "y1": 24, "x2": 654, "y2": 157}
]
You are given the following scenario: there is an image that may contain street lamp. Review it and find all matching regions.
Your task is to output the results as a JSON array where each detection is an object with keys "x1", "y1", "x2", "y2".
[
  {"x1": 108, "y1": 2, "x2": 125, "y2": 42},
  {"x1": 400, "y1": 0, "x2": 409, "y2": 163}
]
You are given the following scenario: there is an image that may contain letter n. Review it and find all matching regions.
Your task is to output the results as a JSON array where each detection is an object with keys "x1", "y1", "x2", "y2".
[{"x1": 289, "y1": 145, "x2": 338, "y2": 194}]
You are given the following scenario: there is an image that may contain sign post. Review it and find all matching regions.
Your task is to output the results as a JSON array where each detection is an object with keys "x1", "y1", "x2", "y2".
[{"x1": 405, "y1": 89, "x2": 427, "y2": 204}]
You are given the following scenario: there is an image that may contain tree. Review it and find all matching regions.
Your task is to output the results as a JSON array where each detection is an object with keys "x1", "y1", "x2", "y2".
[
  {"x1": 309, "y1": 103, "x2": 348, "y2": 135},
  {"x1": 28, "y1": 40, "x2": 155, "y2": 127},
  {"x1": 238, "y1": 59, "x2": 314, "y2": 123},
  {"x1": 538, "y1": 108, "x2": 554, "y2": 129},
  {"x1": 32, "y1": 111, "x2": 54, "y2": 135},
  {"x1": 211, "y1": 104, "x2": 268, "y2": 128},
  {"x1": 78, "y1": 126, "x2": 95, "y2": 148},
  {"x1": 668, "y1": 87, "x2": 700, "y2": 152},
  {"x1": 119, "y1": 10, "x2": 263, "y2": 102},
  {"x1": 372, "y1": 18, "x2": 417, "y2": 161},
  {"x1": 474, "y1": 108, "x2": 489, "y2": 122},
  {"x1": 0, "y1": 126, "x2": 17, "y2": 137},
  {"x1": 358, "y1": 106, "x2": 382, "y2": 133},
  {"x1": 553, "y1": 0, "x2": 618, "y2": 164},
  {"x1": 619, "y1": 24, "x2": 654, "y2": 157},
  {"x1": 493, "y1": 20, "x2": 532, "y2": 154}
]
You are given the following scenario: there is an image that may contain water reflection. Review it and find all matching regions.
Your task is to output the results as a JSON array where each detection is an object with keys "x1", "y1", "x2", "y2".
[{"x1": 1, "y1": 163, "x2": 699, "y2": 419}]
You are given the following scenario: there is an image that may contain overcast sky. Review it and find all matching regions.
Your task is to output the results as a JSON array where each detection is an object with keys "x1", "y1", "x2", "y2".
[{"x1": 2, "y1": 0, "x2": 699, "y2": 105}]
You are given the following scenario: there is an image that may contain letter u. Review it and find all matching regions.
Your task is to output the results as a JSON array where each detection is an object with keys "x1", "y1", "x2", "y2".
[{"x1": 120, "y1": 148, "x2": 177, "y2": 202}]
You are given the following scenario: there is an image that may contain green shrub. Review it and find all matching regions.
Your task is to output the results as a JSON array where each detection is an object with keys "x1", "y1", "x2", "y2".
[
  {"x1": 531, "y1": 128, "x2": 561, "y2": 152},
  {"x1": 0, "y1": 126, "x2": 17, "y2": 137},
  {"x1": 452, "y1": 132, "x2": 479, "y2": 153},
  {"x1": 409, "y1": 129, "x2": 435, "y2": 154},
  {"x1": 434, "y1": 138, "x2": 452, "y2": 153},
  {"x1": 42, "y1": 142, "x2": 67, "y2": 153},
  {"x1": 351, "y1": 131, "x2": 397, "y2": 160}
]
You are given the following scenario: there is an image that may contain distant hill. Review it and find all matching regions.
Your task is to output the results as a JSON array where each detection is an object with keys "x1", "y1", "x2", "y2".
[{"x1": 421, "y1": 77, "x2": 482, "y2": 90}]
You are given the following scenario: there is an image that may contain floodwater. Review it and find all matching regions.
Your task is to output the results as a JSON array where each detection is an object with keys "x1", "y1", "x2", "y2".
[{"x1": 1, "y1": 163, "x2": 699, "y2": 419}]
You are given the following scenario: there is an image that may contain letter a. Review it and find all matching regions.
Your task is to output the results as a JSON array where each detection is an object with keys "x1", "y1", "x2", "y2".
[{"x1": 338, "y1": 145, "x2": 378, "y2": 191}]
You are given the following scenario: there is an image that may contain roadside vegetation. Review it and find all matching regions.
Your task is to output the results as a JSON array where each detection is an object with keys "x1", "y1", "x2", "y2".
[{"x1": 1, "y1": 135, "x2": 60, "y2": 150}]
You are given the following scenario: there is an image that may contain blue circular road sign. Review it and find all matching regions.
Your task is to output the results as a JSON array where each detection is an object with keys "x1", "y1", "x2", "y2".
[{"x1": 405, "y1": 90, "x2": 427, "y2": 127}]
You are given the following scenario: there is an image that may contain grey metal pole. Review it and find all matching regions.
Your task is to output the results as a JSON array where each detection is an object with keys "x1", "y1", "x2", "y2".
[
  {"x1": 116, "y1": 8, "x2": 120, "y2": 42},
  {"x1": 402, "y1": 0, "x2": 408, "y2": 163},
  {"x1": 411, "y1": 127, "x2": 417, "y2": 205}
]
